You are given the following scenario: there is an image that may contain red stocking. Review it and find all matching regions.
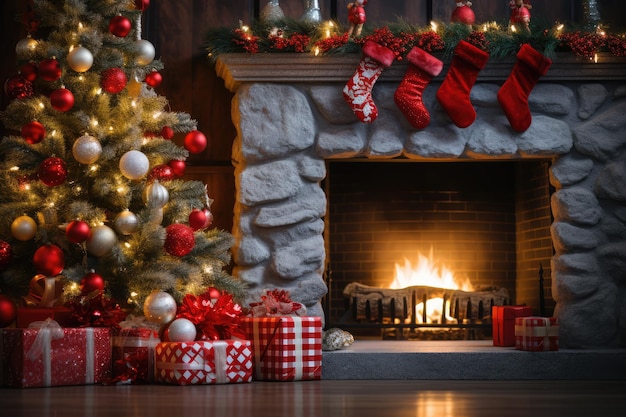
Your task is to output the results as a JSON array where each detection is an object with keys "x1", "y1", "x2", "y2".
[
  {"x1": 343, "y1": 41, "x2": 395, "y2": 123},
  {"x1": 436, "y1": 40, "x2": 489, "y2": 128},
  {"x1": 498, "y1": 43, "x2": 552, "y2": 132},
  {"x1": 393, "y1": 47, "x2": 443, "y2": 130}
]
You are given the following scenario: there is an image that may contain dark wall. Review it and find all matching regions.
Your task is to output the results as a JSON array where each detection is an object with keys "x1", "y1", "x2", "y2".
[{"x1": 1, "y1": 1, "x2": 624, "y2": 232}]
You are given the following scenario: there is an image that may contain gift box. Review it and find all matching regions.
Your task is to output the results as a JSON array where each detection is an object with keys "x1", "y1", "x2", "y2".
[
  {"x1": 155, "y1": 339, "x2": 253, "y2": 385},
  {"x1": 241, "y1": 316, "x2": 322, "y2": 381},
  {"x1": 16, "y1": 306, "x2": 75, "y2": 328},
  {"x1": 515, "y1": 316, "x2": 559, "y2": 351},
  {"x1": 492, "y1": 305, "x2": 533, "y2": 347},
  {"x1": 0, "y1": 323, "x2": 111, "y2": 388},
  {"x1": 111, "y1": 328, "x2": 160, "y2": 384}
]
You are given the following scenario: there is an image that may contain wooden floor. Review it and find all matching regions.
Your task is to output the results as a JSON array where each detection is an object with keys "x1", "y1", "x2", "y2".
[{"x1": 2, "y1": 380, "x2": 626, "y2": 417}]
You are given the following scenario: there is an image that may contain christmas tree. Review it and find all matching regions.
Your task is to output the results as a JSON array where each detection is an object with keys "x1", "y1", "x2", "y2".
[{"x1": 0, "y1": 0, "x2": 245, "y2": 318}]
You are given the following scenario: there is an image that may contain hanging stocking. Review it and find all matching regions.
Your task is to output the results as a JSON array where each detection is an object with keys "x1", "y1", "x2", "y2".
[
  {"x1": 497, "y1": 43, "x2": 552, "y2": 132},
  {"x1": 436, "y1": 40, "x2": 489, "y2": 128},
  {"x1": 393, "y1": 47, "x2": 443, "y2": 130},
  {"x1": 343, "y1": 40, "x2": 395, "y2": 123}
]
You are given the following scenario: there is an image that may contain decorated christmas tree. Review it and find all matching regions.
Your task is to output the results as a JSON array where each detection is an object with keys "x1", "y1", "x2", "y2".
[{"x1": 0, "y1": 0, "x2": 245, "y2": 323}]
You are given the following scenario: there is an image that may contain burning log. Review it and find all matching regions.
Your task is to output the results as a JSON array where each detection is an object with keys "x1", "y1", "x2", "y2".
[{"x1": 343, "y1": 282, "x2": 509, "y2": 323}]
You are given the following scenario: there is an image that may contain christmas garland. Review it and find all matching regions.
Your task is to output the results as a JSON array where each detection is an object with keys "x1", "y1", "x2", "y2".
[{"x1": 204, "y1": 18, "x2": 626, "y2": 62}]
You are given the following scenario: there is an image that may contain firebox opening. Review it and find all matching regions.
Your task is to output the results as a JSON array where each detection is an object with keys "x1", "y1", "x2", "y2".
[{"x1": 323, "y1": 159, "x2": 554, "y2": 339}]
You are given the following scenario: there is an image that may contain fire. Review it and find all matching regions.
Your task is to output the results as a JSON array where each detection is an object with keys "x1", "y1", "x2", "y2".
[{"x1": 389, "y1": 248, "x2": 473, "y2": 324}]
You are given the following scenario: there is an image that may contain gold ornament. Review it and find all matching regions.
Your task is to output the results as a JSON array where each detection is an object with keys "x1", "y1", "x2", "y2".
[
  {"x1": 86, "y1": 225, "x2": 117, "y2": 257},
  {"x1": 114, "y1": 209, "x2": 139, "y2": 235},
  {"x1": 143, "y1": 291, "x2": 177, "y2": 324},
  {"x1": 11, "y1": 215, "x2": 37, "y2": 241},
  {"x1": 15, "y1": 36, "x2": 38, "y2": 56}
]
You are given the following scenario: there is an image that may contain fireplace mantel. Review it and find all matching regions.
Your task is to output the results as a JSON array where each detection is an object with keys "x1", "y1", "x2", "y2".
[{"x1": 215, "y1": 52, "x2": 626, "y2": 92}]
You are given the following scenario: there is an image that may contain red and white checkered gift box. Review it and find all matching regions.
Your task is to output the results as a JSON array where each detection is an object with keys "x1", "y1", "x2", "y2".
[
  {"x1": 515, "y1": 316, "x2": 559, "y2": 351},
  {"x1": 241, "y1": 316, "x2": 322, "y2": 381},
  {"x1": 154, "y1": 339, "x2": 253, "y2": 385}
]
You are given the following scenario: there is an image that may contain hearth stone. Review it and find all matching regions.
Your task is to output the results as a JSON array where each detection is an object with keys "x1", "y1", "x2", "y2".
[{"x1": 217, "y1": 54, "x2": 626, "y2": 348}]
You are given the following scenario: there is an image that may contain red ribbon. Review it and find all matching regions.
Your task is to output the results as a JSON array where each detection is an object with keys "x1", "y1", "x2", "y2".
[
  {"x1": 248, "y1": 289, "x2": 306, "y2": 317},
  {"x1": 64, "y1": 293, "x2": 127, "y2": 329},
  {"x1": 176, "y1": 288, "x2": 246, "y2": 341}
]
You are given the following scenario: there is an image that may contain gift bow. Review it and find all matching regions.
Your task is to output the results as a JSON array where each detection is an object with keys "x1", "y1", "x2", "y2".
[
  {"x1": 22, "y1": 275, "x2": 64, "y2": 307},
  {"x1": 248, "y1": 289, "x2": 306, "y2": 317},
  {"x1": 26, "y1": 318, "x2": 64, "y2": 361}
]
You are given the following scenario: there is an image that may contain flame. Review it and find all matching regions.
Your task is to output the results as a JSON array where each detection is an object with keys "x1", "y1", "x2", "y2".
[{"x1": 389, "y1": 248, "x2": 473, "y2": 324}]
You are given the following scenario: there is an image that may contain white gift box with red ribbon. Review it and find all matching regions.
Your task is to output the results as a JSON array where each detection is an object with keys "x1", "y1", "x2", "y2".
[
  {"x1": 154, "y1": 339, "x2": 253, "y2": 385},
  {"x1": 514, "y1": 316, "x2": 559, "y2": 351}
]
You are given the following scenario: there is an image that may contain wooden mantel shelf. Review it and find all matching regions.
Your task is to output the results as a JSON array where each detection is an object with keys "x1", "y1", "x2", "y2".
[{"x1": 215, "y1": 52, "x2": 626, "y2": 92}]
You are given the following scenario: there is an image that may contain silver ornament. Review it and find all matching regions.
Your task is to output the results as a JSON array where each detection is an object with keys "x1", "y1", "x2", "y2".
[
  {"x1": 301, "y1": 0, "x2": 322, "y2": 24},
  {"x1": 72, "y1": 134, "x2": 102, "y2": 164},
  {"x1": 260, "y1": 0, "x2": 284, "y2": 23},
  {"x1": 119, "y1": 150, "x2": 149, "y2": 180},
  {"x1": 15, "y1": 37, "x2": 38, "y2": 56},
  {"x1": 166, "y1": 318, "x2": 197, "y2": 342},
  {"x1": 144, "y1": 291, "x2": 177, "y2": 324},
  {"x1": 134, "y1": 39, "x2": 155, "y2": 66},
  {"x1": 86, "y1": 225, "x2": 117, "y2": 257},
  {"x1": 114, "y1": 209, "x2": 139, "y2": 235},
  {"x1": 67, "y1": 46, "x2": 94, "y2": 72},
  {"x1": 142, "y1": 181, "x2": 169, "y2": 208}
]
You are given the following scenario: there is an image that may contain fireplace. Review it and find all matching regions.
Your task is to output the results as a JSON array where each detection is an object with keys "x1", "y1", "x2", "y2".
[
  {"x1": 216, "y1": 52, "x2": 626, "y2": 348},
  {"x1": 325, "y1": 159, "x2": 553, "y2": 338}
]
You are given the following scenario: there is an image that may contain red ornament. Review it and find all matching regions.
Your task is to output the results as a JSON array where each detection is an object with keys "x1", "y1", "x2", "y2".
[
  {"x1": 148, "y1": 164, "x2": 175, "y2": 182},
  {"x1": 33, "y1": 244, "x2": 65, "y2": 276},
  {"x1": 38, "y1": 156, "x2": 68, "y2": 186},
  {"x1": 38, "y1": 58, "x2": 62, "y2": 82},
  {"x1": 0, "y1": 294, "x2": 18, "y2": 328},
  {"x1": 66, "y1": 220, "x2": 90, "y2": 243},
  {"x1": 80, "y1": 271, "x2": 105, "y2": 295},
  {"x1": 20, "y1": 61, "x2": 38, "y2": 81},
  {"x1": 208, "y1": 287, "x2": 222, "y2": 300},
  {"x1": 0, "y1": 240, "x2": 13, "y2": 269},
  {"x1": 145, "y1": 71, "x2": 162, "y2": 87},
  {"x1": 167, "y1": 159, "x2": 186, "y2": 177},
  {"x1": 21, "y1": 121, "x2": 46, "y2": 144},
  {"x1": 109, "y1": 15, "x2": 132, "y2": 37},
  {"x1": 134, "y1": 0, "x2": 150, "y2": 11},
  {"x1": 184, "y1": 130, "x2": 207, "y2": 154},
  {"x1": 161, "y1": 126, "x2": 174, "y2": 139},
  {"x1": 100, "y1": 67, "x2": 127, "y2": 94},
  {"x1": 50, "y1": 87, "x2": 74, "y2": 112},
  {"x1": 451, "y1": 4, "x2": 475, "y2": 25},
  {"x1": 164, "y1": 224, "x2": 195, "y2": 257},
  {"x1": 4, "y1": 74, "x2": 33, "y2": 100},
  {"x1": 188, "y1": 209, "x2": 207, "y2": 231}
]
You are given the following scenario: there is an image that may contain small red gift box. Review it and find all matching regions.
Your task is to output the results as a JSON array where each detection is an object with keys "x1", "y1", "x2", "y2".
[
  {"x1": 515, "y1": 316, "x2": 559, "y2": 351},
  {"x1": 492, "y1": 305, "x2": 533, "y2": 347},
  {"x1": 241, "y1": 316, "x2": 322, "y2": 381},
  {"x1": 16, "y1": 306, "x2": 75, "y2": 328},
  {"x1": 154, "y1": 339, "x2": 253, "y2": 385},
  {"x1": 0, "y1": 324, "x2": 111, "y2": 388},
  {"x1": 112, "y1": 328, "x2": 160, "y2": 383}
]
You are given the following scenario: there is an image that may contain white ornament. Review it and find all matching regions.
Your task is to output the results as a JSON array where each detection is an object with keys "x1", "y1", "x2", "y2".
[
  {"x1": 144, "y1": 291, "x2": 177, "y2": 324},
  {"x1": 114, "y1": 209, "x2": 139, "y2": 235},
  {"x1": 142, "y1": 181, "x2": 169, "y2": 208},
  {"x1": 67, "y1": 46, "x2": 94, "y2": 72},
  {"x1": 119, "y1": 150, "x2": 149, "y2": 180},
  {"x1": 72, "y1": 134, "x2": 102, "y2": 164},
  {"x1": 134, "y1": 39, "x2": 155, "y2": 66},
  {"x1": 86, "y1": 225, "x2": 117, "y2": 257},
  {"x1": 167, "y1": 318, "x2": 197, "y2": 342}
]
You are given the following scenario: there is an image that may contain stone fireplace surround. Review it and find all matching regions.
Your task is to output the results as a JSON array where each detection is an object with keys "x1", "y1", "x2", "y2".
[{"x1": 216, "y1": 52, "x2": 626, "y2": 352}]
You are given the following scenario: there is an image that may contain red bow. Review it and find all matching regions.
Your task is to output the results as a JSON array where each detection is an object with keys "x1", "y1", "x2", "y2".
[
  {"x1": 176, "y1": 288, "x2": 246, "y2": 340},
  {"x1": 64, "y1": 293, "x2": 127, "y2": 329},
  {"x1": 248, "y1": 289, "x2": 306, "y2": 317}
]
